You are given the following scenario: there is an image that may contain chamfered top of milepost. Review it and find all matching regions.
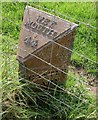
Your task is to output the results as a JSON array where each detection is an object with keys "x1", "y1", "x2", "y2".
[{"x1": 17, "y1": 6, "x2": 78, "y2": 62}]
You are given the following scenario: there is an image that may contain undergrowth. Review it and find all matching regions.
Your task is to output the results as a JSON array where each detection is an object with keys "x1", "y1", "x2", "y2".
[{"x1": 1, "y1": 2, "x2": 97, "y2": 120}]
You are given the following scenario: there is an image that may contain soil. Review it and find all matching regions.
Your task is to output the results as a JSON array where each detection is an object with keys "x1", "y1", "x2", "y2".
[{"x1": 69, "y1": 65, "x2": 97, "y2": 94}]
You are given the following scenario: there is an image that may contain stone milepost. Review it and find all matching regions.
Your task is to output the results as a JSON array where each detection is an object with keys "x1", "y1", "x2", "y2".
[
  {"x1": 17, "y1": 6, "x2": 76, "y2": 60},
  {"x1": 17, "y1": 6, "x2": 78, "y2": 85},
  {"x1": 25, "y1": 15, "x2": 58, "y2": 39}
]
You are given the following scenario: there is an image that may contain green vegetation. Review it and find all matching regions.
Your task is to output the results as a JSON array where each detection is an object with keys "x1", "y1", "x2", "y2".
[{"x1": 2, "y1": 2, "x2": 97, "y2": 120}]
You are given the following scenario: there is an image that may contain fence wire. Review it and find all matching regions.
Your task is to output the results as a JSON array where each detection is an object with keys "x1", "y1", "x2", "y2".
[{"x1": 2, "y1": 2, "x2": 97, "y2": 120}]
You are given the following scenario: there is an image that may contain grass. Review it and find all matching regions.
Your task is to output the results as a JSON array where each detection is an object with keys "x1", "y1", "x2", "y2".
[
  {"x1": 1, "y1": 2, "x2": 97, "y2": 120},
  {"x1": 2, "y1": 2, "x2": 96, "y2": 72}
]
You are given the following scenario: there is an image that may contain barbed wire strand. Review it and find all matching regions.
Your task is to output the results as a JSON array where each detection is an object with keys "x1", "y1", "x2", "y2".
[
  {"x1": 19, "y1": 46, "x2": 93, "y2": 85},
  {"x1": 2, "y1": 17, "x2": 97, "y2": 64},
  {"x1": 18, "y1": 62, "x2": 94, "y2": 106},
  {"x1": 31, "y1": 3, "x2": 97, "y2": 29},
  {"x1": 2, "y1": 33, "x2": 94, "y2": 86}
]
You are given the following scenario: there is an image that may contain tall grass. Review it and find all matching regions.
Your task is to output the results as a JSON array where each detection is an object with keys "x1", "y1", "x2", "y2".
[{"x1": 2, "y1": 2, "x2": 97, "y2": 120}]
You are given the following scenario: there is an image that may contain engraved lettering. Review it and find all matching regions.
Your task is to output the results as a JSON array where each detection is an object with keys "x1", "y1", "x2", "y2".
[
  {"x1": 42, "y1": 27, "x2": 50, "y2": 35},
  {"x1": 37, "y1": 25, "x2": 46, "y2": 33},
  {"x1": 47, "y1": 29, "x2": 54, "y2": 35},
  {"x1": 25, "y1": 22, "x2": 31, "y2": 29},
  {"x1": 24, "y1": 37, "x2": 32, "y2": 46},
  {"x1": 36, "y1": 16, "x2": 57, "y2": 28},
  {"x1": 31, "y1": 40, "x2": 38, "y2": 47},
  {"x1": 47, "y1": 30, "x2": 57, "y2": 39},
  {"x1": 25, "y1": 16, "x2": 58, "y2": 39},
  {"x1": 42, "y1": 18, "x2": 50, "y2": 26},
  {"x1": 31, "y1": 22, "x2": 38, "y2": 29},
  {"x1": 49, "y1": 21, "x2": 57, "y2": 28},
  {"x1": 36, "y1": 24, "x2": 43, "y2": 31},
  {"x1": 36, "y1": 16, "x2": 45, "y2": 24},
  {"x1": 24, "y1": 36, "x2": 38, "y2": 48}
]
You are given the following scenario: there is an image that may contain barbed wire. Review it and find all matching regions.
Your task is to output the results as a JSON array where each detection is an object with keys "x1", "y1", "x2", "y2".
[
  {"x1": 2, "y1": 31, "x2": 91, "y2": 86},
  {"x1": 2, "y1": 6, "x2": 97, "y2": 91},
  {"x1": 1, "y1": 17, "x2": 96, "y2": 84},
  {"x1": 18, "y1": 62, "x2": 91, "y2": 105},
  {"x1": 2, "y1": 3, "x2": 97, "y2": 119},
  {"x1": 2, "y1": 17, "x2": 97, "y2": 64},
  {"x1": 19, "y1": 46, "x2": 89, "y2": 85},
  {"x1": 2, "y1": 35, "x2": 94, "y2": 106},
  {"x1": 31, "y1": 3, "x2": 97, "y2": 30}
]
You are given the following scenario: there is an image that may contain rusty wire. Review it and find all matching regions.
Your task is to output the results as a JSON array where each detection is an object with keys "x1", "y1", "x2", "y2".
[
  {"x1": 2, "y1": 17, "x2": 97, "y2": 64},
  {"x1": 2, "y1": 2, "x2": 97, "y2": 119}
]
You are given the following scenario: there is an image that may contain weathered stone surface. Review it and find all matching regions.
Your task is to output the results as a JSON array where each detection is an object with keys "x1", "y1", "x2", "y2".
[{"x1": 17, "y1": 6, "x2": 78, "y2": 86}]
